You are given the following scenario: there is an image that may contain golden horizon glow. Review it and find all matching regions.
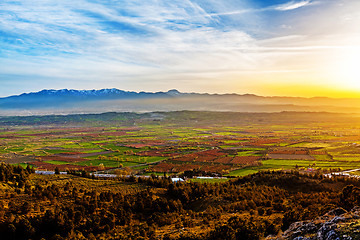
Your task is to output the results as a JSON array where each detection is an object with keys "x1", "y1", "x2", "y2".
[
  {"x1": 230, "y1": 44, "x2": 360, "y2": 98},
  {"x1": 257, "y1": 84, "x2": 360, "y2": 99}
]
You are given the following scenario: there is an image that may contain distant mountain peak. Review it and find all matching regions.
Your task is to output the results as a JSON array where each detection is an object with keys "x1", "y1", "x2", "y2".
[
  {"x1": 241, "y1": 93, "x2": 259, "y2": 97},
  {"x1": 166, "y1": 89, "x2": 181, "y2": 96}
]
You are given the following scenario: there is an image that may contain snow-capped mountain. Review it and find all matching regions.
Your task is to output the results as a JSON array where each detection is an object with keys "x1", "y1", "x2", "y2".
[
  {"x1": 0, "y1": 89, "x2": 185, "y2": 109},
  {"x1": 12, "y1": 88, "x2": 180, "y2": 98}
]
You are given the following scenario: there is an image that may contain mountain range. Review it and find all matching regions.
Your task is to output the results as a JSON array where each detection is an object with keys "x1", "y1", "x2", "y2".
[
  {"x1": 1, "y1": 88, "x2": 360, "y2": 116},
  {"x1": 0, "y1": 89, "x2": 183, "y2": 107}
]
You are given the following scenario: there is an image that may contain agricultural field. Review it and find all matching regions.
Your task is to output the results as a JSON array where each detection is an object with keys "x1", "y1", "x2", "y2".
[{"x1": 1, "y1": 111, "x2": 360, "y2": 177}]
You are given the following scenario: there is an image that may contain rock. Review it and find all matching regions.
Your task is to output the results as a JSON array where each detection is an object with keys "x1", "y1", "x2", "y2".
[
  {"x1": 275, "y1": 207, "x2": 360, "y2": 240},
  {"x1": 329, "y1": 216, "x2": 345, "y2": 224},
  {"x1": 324, "y1": 208, "x2": 347, "y2": 217},
  {"x1": 283, "y1": 221, "x2": 317, "y2": 238},
  {"x1": 350, "y1": 206, "x2": 360, "y2": 216},
  {"x1": 324, "y1": 230, "x2": 339, "y2": 240},
  {"x1": 350, "y1": 206, "x2": 360, "y2": 212},
  {"x1": 293, "y1": 237, "x2": 310, "y2": 240}
]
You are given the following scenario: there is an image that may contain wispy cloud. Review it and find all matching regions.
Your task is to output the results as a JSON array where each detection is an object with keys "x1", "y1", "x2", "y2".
[
  {"x1": 209, "y1": 0, "x2": 315, "y2": 17},
  {"x1": 275, "y1": 0, "x2": 313, "y2": 11},
  {"x1": 0, "y1": 0, "x2": 359, "y2": 97},
  {"x1": 0, "y1": 0, "x2": 258, "y2": 72}
]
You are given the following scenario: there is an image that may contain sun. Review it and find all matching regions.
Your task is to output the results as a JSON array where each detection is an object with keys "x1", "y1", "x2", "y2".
[{"x1": 333, "y1": 47, "x2": 360, "y2": 90}]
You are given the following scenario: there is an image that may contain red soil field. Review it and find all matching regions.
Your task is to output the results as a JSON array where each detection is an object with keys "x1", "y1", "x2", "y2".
[
  {"x1": 99, "y1": 131, "x2": 128, "y2": 136},
  {"x1": 231, "y1": 156, "x2": 260, "y2": 165},
  {"x1": 137, "y1": 150, "x2": 177, "y2": 157},
  {"x1": 309, "y1": 151, "x2": 328, "y2": 155},
  {"x1": 121, "y1": 127, "x2": 141, "y2": 131},
  {"x1": 150, "y1": 162, "x2": 232, "y2": 173},
  {"x1": 201, "y1": 165, "x2": 232, "y2": 172},
  {"x1": 125, "y1": 143, "x2": 151, "y2": 148},
  {"x1": 171, "y1": 149, "x2": 228, "y2": 162},
  {"x1": 213, "y1": 156, "x2": 234, "y2": 164}
]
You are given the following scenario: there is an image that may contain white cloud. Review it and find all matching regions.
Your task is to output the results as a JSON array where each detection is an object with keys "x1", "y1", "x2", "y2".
[
  {"x1": 275, "y1": 0, "x2": 313, "y2": 11},
  {"x1": 0, "y1": 0, "x2": 359, "y2": 97},
  {"x1": 208, "y1": 0, "x2": 316, "y2": 17}
]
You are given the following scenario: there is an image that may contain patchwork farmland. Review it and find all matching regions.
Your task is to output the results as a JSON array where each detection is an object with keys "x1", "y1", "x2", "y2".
[{"x1": 1, "y1": 111, "x2": 360, "y2": 176}]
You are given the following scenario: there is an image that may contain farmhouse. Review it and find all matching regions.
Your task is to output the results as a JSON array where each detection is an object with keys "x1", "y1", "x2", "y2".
[{"x1": 171, "y1": 177, "x2": 185, "y2": 182}]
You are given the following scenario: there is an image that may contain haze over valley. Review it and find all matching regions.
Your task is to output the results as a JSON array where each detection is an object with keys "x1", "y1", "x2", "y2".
[{"x1": 2, "y1": 88, "x2": 360, "y2": 116}]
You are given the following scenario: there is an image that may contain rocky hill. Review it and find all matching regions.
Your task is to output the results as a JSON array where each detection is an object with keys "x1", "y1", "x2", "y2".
[{"x1": 270, "y1": 207, "x2": 360, "y2": 240}]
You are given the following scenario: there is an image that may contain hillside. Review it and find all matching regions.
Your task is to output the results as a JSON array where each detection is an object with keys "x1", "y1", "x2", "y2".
[{"x1": 1, "y1": 164, "x2": 360, "y2": 240}]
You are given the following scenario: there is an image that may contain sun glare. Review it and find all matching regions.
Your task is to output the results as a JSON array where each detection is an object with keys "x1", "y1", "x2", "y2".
[{"x1": 333, "y1": 47, "x2": 360, "y2": 90}]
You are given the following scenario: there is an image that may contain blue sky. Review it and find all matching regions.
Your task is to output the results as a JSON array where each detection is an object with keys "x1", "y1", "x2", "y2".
[{"x1": 1, "y1": 0, "x2": 360, "y2": 97}]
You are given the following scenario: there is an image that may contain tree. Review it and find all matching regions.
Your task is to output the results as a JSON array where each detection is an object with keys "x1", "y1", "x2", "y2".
[{"x1": 21, "y1": 202, "x2": 32, "y2": 214}]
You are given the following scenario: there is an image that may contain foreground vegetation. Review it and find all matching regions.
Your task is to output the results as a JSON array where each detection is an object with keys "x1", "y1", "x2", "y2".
[{"x1": 2, "y1": 164, "x2": 360, "y2": 239}]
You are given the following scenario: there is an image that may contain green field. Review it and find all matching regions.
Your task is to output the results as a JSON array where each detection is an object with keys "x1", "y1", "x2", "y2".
[
  {"x1": 76, "y1": 159, "x2": 139, "y2": 167},
  {"x1": 226, "y1": 168, "x2": 260, "y2": 177},
  {"x1": 261, "y1": 159, "x2": 360, "y2": 170},
  {"x1": 2, "y1": 111, "x2": 360, "y2": 177},
  {"x1": 44, "y1": 160, "x2": 73, "y2": 165}
]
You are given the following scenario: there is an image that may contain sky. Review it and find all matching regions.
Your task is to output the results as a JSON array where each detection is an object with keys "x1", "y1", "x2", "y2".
[{"x1": 1, "y1": 0, "x2": 360, "y2": 98}]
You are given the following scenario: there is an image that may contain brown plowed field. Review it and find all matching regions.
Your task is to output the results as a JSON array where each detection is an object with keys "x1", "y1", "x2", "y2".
[{"x1": 231, "y1": 156, "x2": 260, "y2": 165}]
